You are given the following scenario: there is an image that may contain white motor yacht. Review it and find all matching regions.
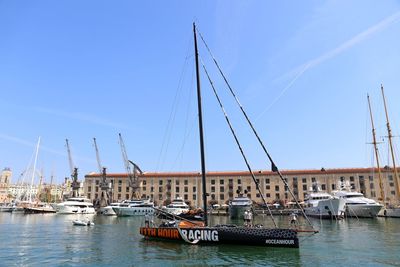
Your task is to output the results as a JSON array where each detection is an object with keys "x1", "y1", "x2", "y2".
[
  {"x1": 304, "y1": 184, "x2": 346, "y2": 219},
  {"x1": 228, "y1": 195, "x2": 252, "y2": 219},
  {"x1": 112, "y1": 199, "x2": 154, "y2": 216},
  {"x1": 97, "y1": 202, "x2": 124, "y2": 216},
  {"x1": 55, "y1": 197, "x2": 96, "y2": 214},
  {"x1": 161, "y1": 197, "x2": 189, "y2": 215},
  {"x1": 333, "y1": 181, "x2": 383, "y2": 218}
]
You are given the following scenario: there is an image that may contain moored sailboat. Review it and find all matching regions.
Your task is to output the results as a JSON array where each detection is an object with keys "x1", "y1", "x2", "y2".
[{"x1": 139, "y1": 23, "x2": 317, "y2": 248}]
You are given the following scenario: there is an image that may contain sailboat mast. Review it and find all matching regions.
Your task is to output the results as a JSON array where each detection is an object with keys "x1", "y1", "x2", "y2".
[
  {"x1": 367, "y1": 95, "x2": 384, "y2": 202},
  {"x1": 29, "y1": 136, "x2": 41, "y2": 203},
  {"x1": 381, "y1": 85, "x2": 400, "y2": 200},
  {"x1": 193, "y1": 23, "x2": 208, "y2": 225}
]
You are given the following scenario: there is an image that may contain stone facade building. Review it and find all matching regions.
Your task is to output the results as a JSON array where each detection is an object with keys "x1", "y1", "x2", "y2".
[
  {"x1": 0, "y1": 168, "x2": 12, "y2": 202},
  {"x1": 84, "y1": 167, "x2": 400, "y2": 207}
]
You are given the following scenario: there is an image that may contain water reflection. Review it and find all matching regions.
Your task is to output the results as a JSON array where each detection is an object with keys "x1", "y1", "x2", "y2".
[{"x1": 1, "y1": 213, "x2": 399, "y2": 266}]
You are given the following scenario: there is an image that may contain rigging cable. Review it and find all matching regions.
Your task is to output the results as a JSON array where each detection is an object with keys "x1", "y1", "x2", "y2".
[
  {"x1": 201, "y1": 59, "x2": 277, "y2": 228},
  {"x1": 198, "y1": 30, "x2": 316, "y2": 232}
]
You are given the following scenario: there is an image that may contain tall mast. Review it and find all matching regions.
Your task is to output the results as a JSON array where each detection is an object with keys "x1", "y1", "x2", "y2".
[
  {"x1": 367, "y1": 95, "x2": 384, "y2": 202},
  {"x1": 193, "y1": 23, "x2": 208, "y2": 225},
  {"x1": 29, "y1": 137, "x2": 41, "y2": 203},
  {"x1": 381, "y1": 85, "x2": 400, "y2": 200}
]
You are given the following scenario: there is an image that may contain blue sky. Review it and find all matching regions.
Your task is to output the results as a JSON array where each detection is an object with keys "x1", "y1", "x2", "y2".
[{"x1": 1, "y1": 1, "x2": 400, "y2": 184}]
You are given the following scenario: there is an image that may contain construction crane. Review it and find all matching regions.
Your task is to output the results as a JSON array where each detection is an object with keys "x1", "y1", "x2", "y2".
[
  {"x1": 65, "y1": 139, "x2": 80, "y2": 197},
  {"x1": 93, "y1": 138, "x2": 110, "y2": 207},
  {"x1": 119, "y1": 133, "x2": 143, "y2": 199}
]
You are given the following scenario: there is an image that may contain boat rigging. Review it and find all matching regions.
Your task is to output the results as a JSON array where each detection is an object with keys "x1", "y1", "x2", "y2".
[{"x1": 139, "y1": 23, "x2": 317, "y2": 248}]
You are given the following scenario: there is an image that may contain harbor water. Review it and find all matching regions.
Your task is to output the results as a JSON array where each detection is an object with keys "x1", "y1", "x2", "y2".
[{"x1": 0, "y1": 213, "x2": 399, "y2": 266}]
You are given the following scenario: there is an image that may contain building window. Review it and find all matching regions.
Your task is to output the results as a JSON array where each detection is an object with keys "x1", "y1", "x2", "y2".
[
  {"x1": 369, "y1": 176, "x2": 373, "y2": 182},
  {"x1": 126, "y1": 194, "x2": 129, "y2": 199},
  {"x1": 126, "y1": 186, "x2": 130, "y2": 191},
  {"x1": 266, "y1": 193, "x2": 270, "y2": 198},
  {"x1": 184, "y1": 180, "x2": 188, "y2": 185},
  {"x1": 275, "y1": 185, "x2": 279, "y2": 192},
  {"x1": 193, "y1": 194, "x2": 197, "y2": 200},
  {"x1": 211, "y1": 194, "x2": 215, "y2": 200},
  {"x1": 220, "y1": 179, "x2": 224, "y2": 185},
  {"x1": 159, "y1": 180, "x2": 163, "y2": 185},
  {"x1": 275, "y1": 193, "x2": 280, "y2": 199},
  {"x1": 211, "y1": 186, "x2": 215, "y2": 192},
  {"x1": 247, "y1": 186, "x2": 251, "y2": 192},
  {"x1": 256, "y1": 193, "x2": 260, "y2": 198},
  {"x1": 321, "y1": 184, "x2": 326, "y2": 190},
  {"x1": 96, "y1": 180, "x2": 99, "y2": 185},
  {"x1": 350, "y1": 176, "x2": 354, "y2": 182},
  {"x1": 370, "y1": 191, "x2": 376, "y2": 197},
  {"x1": 118, "y1": 194, "x2": 121, "y2": 200},
  {"x1": 311, "y1": 177, "x2": 316, "y2": 183},
  {"x1": 88, "y1": 193, "x2": 91, "y2": 199},
  {"x1": 159, "y1": 194, "x2": 163, "y2": 200},
  {"x1": 193, "y1": 186, "x2": 196, "y2": 192},
  {"x1": 331, "y1": 184, "x2": 335, "y2": 190},
  {"x1": 118, "y1": 180, "x2": 122, "y2": 185},
  {"x1": 389, "y1": 182, "x2": 395, "y2": 187},
  {"x1": 370, "y1": 183, "x2": 374, "y2": 189},
  {"x1": 266, "y1": 185, "x2": 270, "y2": 190},
  {"x1": 184, "y1": 194, "x2": 188, "y2": 200},
  {"x1": 391, "y1": 191, "x2": 396, "y2": 195},
  {"x1": 88, "y1": 186, "x2": 92, "y2": 192},
  {"x1": 265, "y1": 178, "x2": 270, "y2": 184},
  {"x1": 118, "y1": 187, "x2": 122, "y2": 192},
  {"x1": 176, "y1": 187, "x2": 180, "y2": 193},
  {"x1": 95, "y1": 194, "x2": 98, "y2": 199},
  {"x1": 220, "y1": 186, "x2": 224, "y2": 192},
  {"x1": 220, "y1": 194, "x2": 224, "y2": 200},
  {"x1": 211, "y1": 180, "x2": 215, "y2": 185},
  {"x1": 303, "y1": 185, "x2": 307, "y2": 191},
  {"x1": 143, "y1": 180, "x2": 147, "y2": 185},
  {"x1": 388, "y1": 175, "x2": 393, "y2": 181},
  {"x1": 151, "y1": 186, "x2": 154, "y2": 192},
  {"x1": 142, "y1": 187, "x2": 146, "y2": 191},
  {"x1": 302, "y1": 178, "x2": 307, "y2": 183},
  {"x1": 238, "y1": 179, "x2": 242, "y2": 184},
  {"x1": 95, "y1": 187, "x2": 99, "y2": 192},
  {"x1": 159, "y1": 187, "x2": 163, "y2": 192},
  {"x1": 176, "y1": 180, "x2": 180, "y2": 185},
  {"x1": 184, "y1": 187, "x2": 188, "y2": 193}
]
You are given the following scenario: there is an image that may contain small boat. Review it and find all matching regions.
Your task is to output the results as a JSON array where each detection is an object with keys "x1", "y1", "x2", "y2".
[{"x1": 72, "y1": 219, "x2": 94, "y2": 226}]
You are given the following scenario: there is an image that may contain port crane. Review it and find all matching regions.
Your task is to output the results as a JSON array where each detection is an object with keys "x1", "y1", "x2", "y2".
[
  {"x1": 93, "y1": 138, "x2": 110, "y2": 207},
  {"x1": 66, "y1": 139, "x2": 80, "y2": 197},
  {"x1": 119, "y1": 133, "x2": 143, "y2": 199}
]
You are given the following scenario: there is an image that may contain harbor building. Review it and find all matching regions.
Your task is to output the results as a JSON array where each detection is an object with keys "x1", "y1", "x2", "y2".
[
  {"x1": 84, "y1": 167, "x2": 400, "y2": 207},
  {"x1": 0, "y1": 168, "x2": 12, "y2": 202}
]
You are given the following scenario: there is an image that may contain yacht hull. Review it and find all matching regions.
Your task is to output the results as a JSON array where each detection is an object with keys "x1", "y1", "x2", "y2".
[
  {"x1": 305, "y1": 198, "x2": 346, "y2": 219},
  {"x1": 382, "y1": 208, "x2": 400, "y2": 218},
  {"x1": 140, "y1": 226, "x2": 299, "y2": 248},
  {"x1": 112, "y1": 206, "x2": 155, "y2": 216},
  {"x1": 345, "y1": 204, "x2": 382, "y2": 218}
]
